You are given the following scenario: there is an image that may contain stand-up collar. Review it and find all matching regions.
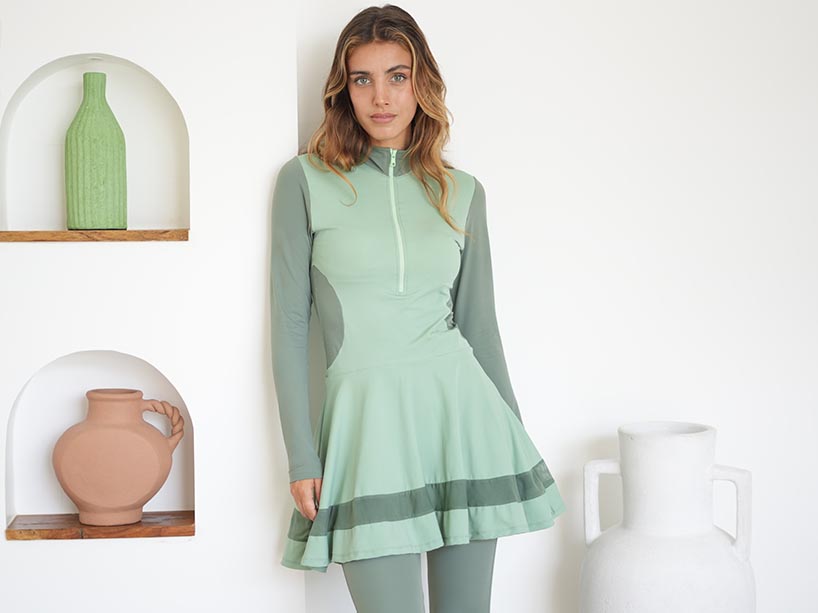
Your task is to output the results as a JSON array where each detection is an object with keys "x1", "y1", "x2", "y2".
[{"x1": 364, "y1": 146, "x2": 411, "y2": 176}]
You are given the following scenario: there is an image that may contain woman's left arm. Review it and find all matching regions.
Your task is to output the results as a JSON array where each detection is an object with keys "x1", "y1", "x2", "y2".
[{"x1": 451, "y1": 178, "x2": 524, "y2": 425}]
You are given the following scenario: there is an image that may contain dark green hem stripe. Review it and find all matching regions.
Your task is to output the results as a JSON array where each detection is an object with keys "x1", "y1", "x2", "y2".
[{"x1": 288, "y1": 459, "x2": 555, "y2": 542}]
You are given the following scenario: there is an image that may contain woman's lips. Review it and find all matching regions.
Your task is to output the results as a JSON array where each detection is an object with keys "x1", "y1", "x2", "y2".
[{"x1": 370, "y1": 113, "x2": 396, "y2": 124}]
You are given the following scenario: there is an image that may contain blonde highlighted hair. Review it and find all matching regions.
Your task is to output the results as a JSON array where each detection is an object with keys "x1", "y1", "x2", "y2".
[{"x1": 306, "y1": 4, "x2": 464, "y2": 235}]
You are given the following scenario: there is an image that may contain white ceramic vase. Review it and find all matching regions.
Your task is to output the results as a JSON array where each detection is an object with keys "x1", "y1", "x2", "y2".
[{"x1": 580, "y1": 421, "x2": 755, "y2": 613}]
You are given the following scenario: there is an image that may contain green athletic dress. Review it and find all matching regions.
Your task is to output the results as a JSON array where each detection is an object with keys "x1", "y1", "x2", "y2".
[{"x1": 270, "y1": 146, "x2": 565, "y2": 572}]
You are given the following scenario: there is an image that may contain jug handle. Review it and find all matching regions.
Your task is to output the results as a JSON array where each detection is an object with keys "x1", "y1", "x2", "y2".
[
  {"x1": 142, "y1": 399, "x2": 185, "y2": 452},
  {"x1": 584, "y1": 459, "x2": 620, "y2": 545},
  {"x1": 711, "y1": 464, "x2": 752, "y2": 561}
]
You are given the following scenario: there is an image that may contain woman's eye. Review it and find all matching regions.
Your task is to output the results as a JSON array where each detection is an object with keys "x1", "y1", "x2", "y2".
[
  {"x1": 353, "y1": 77, "x2": 370, "y2": 86},
  {"x1": 391, "y1": 73, "x2": 407, "y2": 82}
]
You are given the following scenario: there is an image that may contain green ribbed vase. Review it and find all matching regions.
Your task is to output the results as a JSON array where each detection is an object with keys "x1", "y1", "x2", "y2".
[{"x1": 65, "y1": 71, "x2": 127, "y2": 230}]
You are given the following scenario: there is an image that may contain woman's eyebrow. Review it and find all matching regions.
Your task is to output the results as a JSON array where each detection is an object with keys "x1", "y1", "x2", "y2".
[{"x1": 348, "y1": 64, "x2": 412, "y2": 76}]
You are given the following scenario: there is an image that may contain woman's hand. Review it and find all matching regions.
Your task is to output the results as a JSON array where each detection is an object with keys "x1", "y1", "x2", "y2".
[{"x1": 290, "y1": 477, "x2": 323, "y2": 521}]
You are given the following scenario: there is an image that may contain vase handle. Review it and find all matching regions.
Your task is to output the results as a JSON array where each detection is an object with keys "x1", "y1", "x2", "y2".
[
  {"x1": 142, "y1": 399, "x2": 185, "y2": 452},
  {"x1": 711, "y1": 464, "x2": 752, "y2": 561},
  {"x1": 584, "y1": 458, "x2": 620, "y2": 546}
]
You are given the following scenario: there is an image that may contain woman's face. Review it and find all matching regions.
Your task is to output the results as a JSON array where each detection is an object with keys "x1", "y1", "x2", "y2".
[{"x1": 346, "y1": 41, "x2": 418, "y2": 150}]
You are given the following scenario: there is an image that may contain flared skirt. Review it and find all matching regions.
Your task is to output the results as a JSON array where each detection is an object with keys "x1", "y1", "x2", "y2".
[{"x1": 281, "y1": 346, "x2": 565, "y2": 572}]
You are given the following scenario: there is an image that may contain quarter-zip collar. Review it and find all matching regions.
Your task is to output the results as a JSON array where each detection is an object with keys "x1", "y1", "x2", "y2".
[{"x1": 364, "y1": 146, "x2": 411, "y2": 176}]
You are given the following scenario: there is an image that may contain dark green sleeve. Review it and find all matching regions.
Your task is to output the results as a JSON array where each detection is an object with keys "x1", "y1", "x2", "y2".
[
  {"x1": 270, "y1": 156, "x2": 323, "y2": 482},
  {"x1": 451, "y1": 178, "x2": 524, "y2": 424}
]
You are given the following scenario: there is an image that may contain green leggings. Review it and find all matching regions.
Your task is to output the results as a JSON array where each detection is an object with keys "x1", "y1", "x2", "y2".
[{"x1": 341, "y1": 538, "x2": 498, "y2": 613}]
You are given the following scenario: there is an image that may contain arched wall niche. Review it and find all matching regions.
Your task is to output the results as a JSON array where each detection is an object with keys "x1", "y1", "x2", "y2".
[
  {"x1": 4, "y1": 349, "x2": 195, "y2": 526},
  {"x1": 0, "y1": 52, "x2": 190, "y2": 231}
]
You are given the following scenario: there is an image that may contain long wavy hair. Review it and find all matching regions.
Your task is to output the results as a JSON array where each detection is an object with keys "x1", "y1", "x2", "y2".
[{"x1": 306, "y1": 5, "x2": 464, "y2": 235}]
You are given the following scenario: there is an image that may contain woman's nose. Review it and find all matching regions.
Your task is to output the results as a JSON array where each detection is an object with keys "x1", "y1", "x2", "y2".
[{"x1": 372, "y1": 82, "x2": 389, "y2": 106}]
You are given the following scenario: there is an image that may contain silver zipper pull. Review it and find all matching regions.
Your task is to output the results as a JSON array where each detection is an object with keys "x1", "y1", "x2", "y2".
[{"x1": 390, "y1": 148, "x2": 397, "y2": 168}]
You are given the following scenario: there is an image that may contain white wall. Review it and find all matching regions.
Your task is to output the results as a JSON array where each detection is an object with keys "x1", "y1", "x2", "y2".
[
  {"x1": 0, "y1": 1, "x2": 816, "y2": 612},
  {"x1": 0, "y1": 1, "x2": 305, "y2": 611},
  {"x1": 297, "y1": 1, "x2": 818, "y2": 612}
]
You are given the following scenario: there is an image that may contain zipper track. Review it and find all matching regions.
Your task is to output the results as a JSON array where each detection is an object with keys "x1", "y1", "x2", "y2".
[{"x1": 388, "y1": 148, "x2": 406, "y2": 294}]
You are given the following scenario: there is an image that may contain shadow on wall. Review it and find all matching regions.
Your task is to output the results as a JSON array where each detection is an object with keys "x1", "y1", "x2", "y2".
[
  {"x1": 544, "y1": 434, "x2": 622, "y2": 613},
  {"x1": 4, "y1": 349, "x2": 195, "y2": 526}
]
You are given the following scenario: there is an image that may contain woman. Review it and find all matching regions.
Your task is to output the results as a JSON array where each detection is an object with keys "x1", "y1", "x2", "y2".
[{"x1": 270, "y1": 5, "x2": 565, "y2": 611}]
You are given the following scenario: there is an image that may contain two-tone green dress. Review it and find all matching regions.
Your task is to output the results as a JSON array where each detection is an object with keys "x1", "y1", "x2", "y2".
[{"x1": 270, "y1": 146, "x2": 565, "y2": 572}]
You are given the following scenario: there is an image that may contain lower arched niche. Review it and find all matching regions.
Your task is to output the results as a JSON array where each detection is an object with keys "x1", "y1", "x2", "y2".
[{"x1": 4, "y1": 349, "x2": 194, "y2": 534}]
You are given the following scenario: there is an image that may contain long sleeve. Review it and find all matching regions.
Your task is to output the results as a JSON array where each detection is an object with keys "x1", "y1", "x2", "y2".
[
  {"x1": 270, "y1": 157, "x2": 323, "y2": 483},
  {"x1": 451, "y1": 178, "x2": 524, "y2": 424}
]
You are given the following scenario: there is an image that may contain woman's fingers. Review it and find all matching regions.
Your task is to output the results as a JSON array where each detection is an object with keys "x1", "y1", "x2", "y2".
[
  {"x1": 290, "y1": 478, "x2": 319, "y2": 521},
  {"x1": 300, "y1": 483, "x2": 316, "y2": 521},
  {"x1": 301, "y1": 486, "x2": 317, "y2": 521}
]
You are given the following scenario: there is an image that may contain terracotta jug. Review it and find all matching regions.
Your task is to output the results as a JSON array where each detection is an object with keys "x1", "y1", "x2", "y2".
[
  {"x1": 52, "y1": 388, "x2": 184, "y2": 526},
  {"x1": 580, "y1": 421, "x2": 755, "y2": 613}
]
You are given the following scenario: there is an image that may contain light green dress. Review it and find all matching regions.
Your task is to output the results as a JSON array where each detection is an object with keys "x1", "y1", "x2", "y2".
[{"x1": 270, "y1": 147, "x2": 565, "y2": 572}]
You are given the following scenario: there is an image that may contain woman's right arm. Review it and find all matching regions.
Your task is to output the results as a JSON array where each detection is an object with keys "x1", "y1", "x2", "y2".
[{"x1": 270, "y1": 157, "x2": 324, "y2": 485}]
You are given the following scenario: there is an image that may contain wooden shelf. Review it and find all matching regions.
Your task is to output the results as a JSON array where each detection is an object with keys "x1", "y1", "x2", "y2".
[
  {"x1": 0, "y1": 229, "x2": 188, "y2": 242},
  {"x1": 6, "y1": 510, "x2": 195, "y2": 540}
]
